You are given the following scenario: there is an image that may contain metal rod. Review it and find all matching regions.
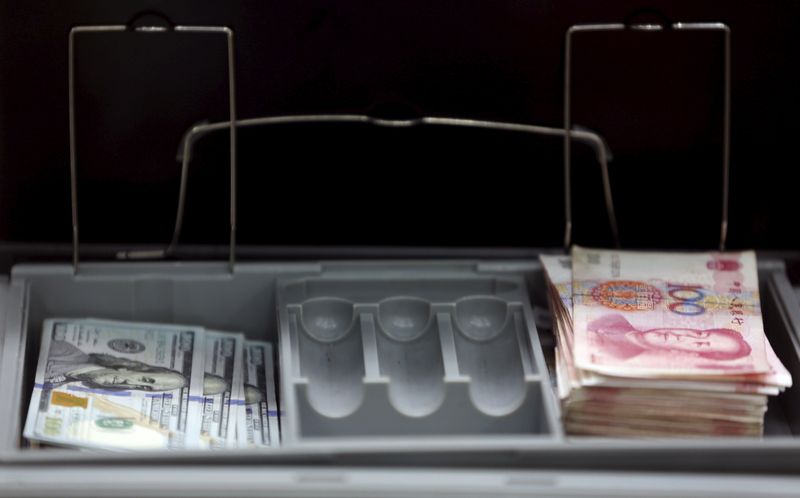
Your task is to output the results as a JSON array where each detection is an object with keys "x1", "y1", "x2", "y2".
[
  {"x1": 672, "y1": 22, "x2": 731, "y2": 250},
  {"x1": 69, "y1": 25, "x2": 126, "y2": 275},
  {"x1": 68, "y1": 23, "x2": 237, "y2": 273},
  {"x1": 564, "y1": 24, "x2": 625, "y2": 250},
  {"x1": 164, "y1": 114, "x2": 616, "y2": 255},
  {"x1": 564, "y1": 21, "x2": 731, "y2": 250}
]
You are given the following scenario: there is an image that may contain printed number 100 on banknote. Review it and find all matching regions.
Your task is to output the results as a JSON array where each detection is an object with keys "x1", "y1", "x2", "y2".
[{"x1": 571, "y1": 248, "x2": 770, "y2": 377}]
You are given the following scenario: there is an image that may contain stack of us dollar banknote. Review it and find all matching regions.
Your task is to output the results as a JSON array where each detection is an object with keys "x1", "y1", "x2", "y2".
[
  {"x1": 23, "y1": 318, "x2": 280, "y2": 450},
  {"x1": 542, "y1": 247, "x2": 792, "y2": 437}
]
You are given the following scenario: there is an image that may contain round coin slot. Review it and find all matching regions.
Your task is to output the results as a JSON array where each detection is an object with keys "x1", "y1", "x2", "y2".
[
  {"x1": 454, "y1": 296, "x2": 509, "y2": 342},
  {"x1": 377, "y1": 297, "x2": 432, "y2": 342},
  {"x1": 300, "y1": 298, "x2": 355, "y2": 343}
]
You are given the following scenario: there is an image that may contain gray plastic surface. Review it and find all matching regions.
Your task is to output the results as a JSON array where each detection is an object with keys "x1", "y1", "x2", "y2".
[
  {"x1": 0, "y1": 278, "x2": 28, "y2": 452},
  {"x1": 2, "y1": 259, "x2": 800, "y2": 480},
  {"x1": 3, "y1": 466, "x2": 800, "y2": 497},
  {"x1": 276, "y1": 272, "x2": 560, "y2": 442}
]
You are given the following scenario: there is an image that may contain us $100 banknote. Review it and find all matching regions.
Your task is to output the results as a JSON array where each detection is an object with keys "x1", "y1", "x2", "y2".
[{"x1": 23, "y1": 318, "x2": 206, "y2": 450}]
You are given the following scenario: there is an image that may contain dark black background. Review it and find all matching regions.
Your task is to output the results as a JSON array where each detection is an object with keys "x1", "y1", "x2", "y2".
[{"x1": 1, "y1": 1, "x2": 797, "y2": 251}]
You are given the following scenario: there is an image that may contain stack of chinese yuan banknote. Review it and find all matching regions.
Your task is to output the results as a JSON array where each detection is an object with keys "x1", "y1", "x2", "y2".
[
  {"x1": 23, "y1": 318, "x2": 280, "y2": 450},
  {"x1": 541, "y1": 247, "x2": 792, "y2": 437}
]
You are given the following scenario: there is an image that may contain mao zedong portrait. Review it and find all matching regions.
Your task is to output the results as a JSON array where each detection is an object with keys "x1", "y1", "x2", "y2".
[{"x1": 587, "y1": 314, "x2": 752, "y2": 361}]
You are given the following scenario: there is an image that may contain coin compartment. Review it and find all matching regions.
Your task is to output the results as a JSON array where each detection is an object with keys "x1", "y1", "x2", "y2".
[{"x1": 277, "y1": 272, "x2": 562, "y2": 441}]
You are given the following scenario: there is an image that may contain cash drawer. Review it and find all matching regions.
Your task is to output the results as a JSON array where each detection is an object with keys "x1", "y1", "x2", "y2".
[
  {"x1": 3, "y1": 2, "x2": 800, "y2": 496},
  {"x1": 3, "y1": 259, "x2": 800, "y2": 466}
]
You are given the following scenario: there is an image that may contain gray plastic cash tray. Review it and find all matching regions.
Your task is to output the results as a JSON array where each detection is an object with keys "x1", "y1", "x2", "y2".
[
  {"x1": 276, "y1": 271, "x2": 560, "y2": 442},
  {"x1": 1, "y1": 257, "x2": 800, "y2": 481}
]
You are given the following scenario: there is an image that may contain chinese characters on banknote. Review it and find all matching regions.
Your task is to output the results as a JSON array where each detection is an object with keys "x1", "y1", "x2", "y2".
[{"x1": 542, "y1": 248, "x2": 791, "y2": 437}]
